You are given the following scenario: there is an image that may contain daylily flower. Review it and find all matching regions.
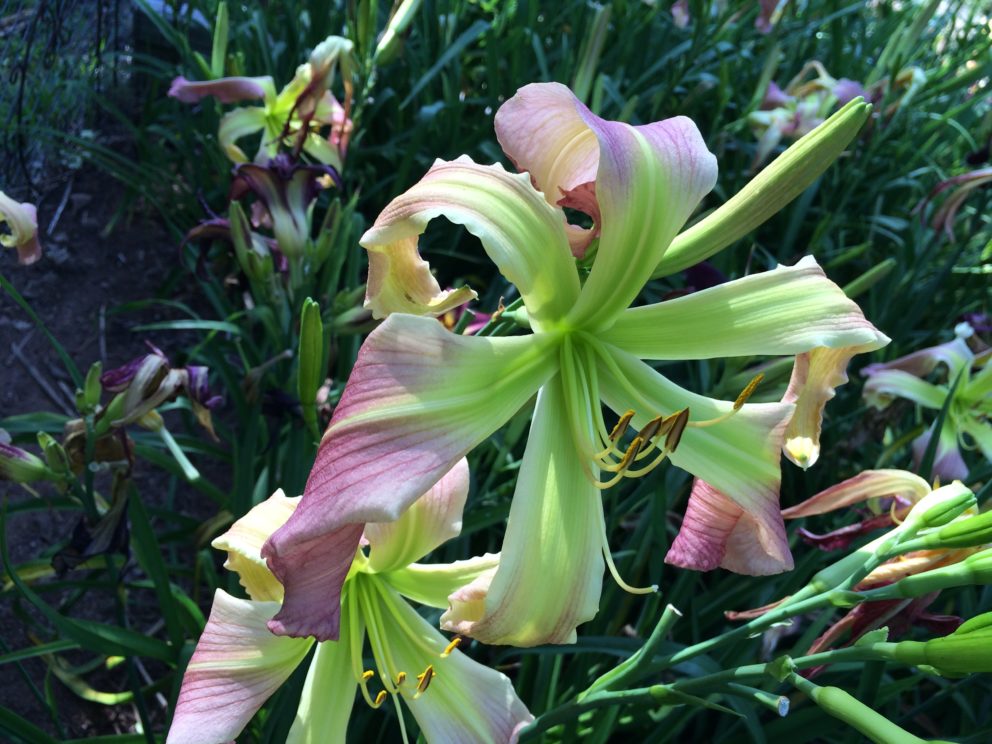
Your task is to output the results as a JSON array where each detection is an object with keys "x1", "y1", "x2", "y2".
[
  {"x1": 100, "y1": 344, "x2": 222, "y2": 436},
  {"x1": 169, "y1": 36, "x2": 353, "y2": 168},
  {"x1": 261, "y1": 82, "x2": 887, "y2": 646},
  {"x1": 861, "y1": 325, "x2": 991, "y2": 480},
  {"x1": 229, "y1": 154, "x2": 340, "y2": 259},
  {"x1": 914, "y1": 166, "x2": 992, "y2": 240},
  {"x1": 0, "y1": 190, "x2": 42, "y2": 265},
  {"x1": 749, "y1": 63, "x2": 853, "y2": 169},
  {"x1": 168, "y1": 463, "x2": 532, "y2": 744}
]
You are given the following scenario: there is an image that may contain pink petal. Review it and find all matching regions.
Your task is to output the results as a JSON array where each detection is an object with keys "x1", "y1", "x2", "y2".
[
  {"x1": 262, "y1": 314, "x2": 555, "y2": 639},
  {"x1": 782, "y1": 469, "x2": 930, "y2": 519},
  {"x1": 861, "y1": 336, "x2": 973, "y2": 380},
  {"x1": 168, "y1": 75, "x2": 271, "y2": 104},
  {"x1": 167, "y1": 591, "x2": 312, "y2": 744},
  {"x1": 912, "y1": 424, "x2": 969, "y2": 481},
  {"x1": 666, "y1": 479, "x2": 793, "y2": 575}
]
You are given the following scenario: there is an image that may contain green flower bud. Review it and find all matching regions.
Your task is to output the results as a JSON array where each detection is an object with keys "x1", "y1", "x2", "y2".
[
  {"x1": 77, "y1": 361, "x2": 103, "y2": 413},
  {"x1": 885, "y1": 612, "x2": 992, "y2": 675},
  {"x1": 902, "y1": 481, "x2": 976, "y2": 533},
  {"x1": 0, "y1": 442, "x2": 54, "y2": 483},
  {"x1": 298, "y1": 298, "x2": 325, "y2": 438},
  {"x1": 37, "y1": 431, "x2": 70, "y2": 477},
  {"x1": 924, "y1": 510, "x2": 992, "y2": 550}
]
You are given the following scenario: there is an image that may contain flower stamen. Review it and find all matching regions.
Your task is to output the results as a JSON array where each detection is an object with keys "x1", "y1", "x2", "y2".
[
  {"x1": 414, "y1": 665, "x2": 435, "y2": 699},
  {"x1": 441, "y1": 637, "x2": 462, "y2": 658},
  {"x1": 687, "y1": 373, "x2": 764, "y2": 429}
]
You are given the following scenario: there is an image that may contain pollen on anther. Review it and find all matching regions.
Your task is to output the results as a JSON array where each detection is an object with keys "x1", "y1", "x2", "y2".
[
  {"x1": 395, "y1": 671, "x2": 407, "y2": 686},
  {"x1": 373, "y1": 690, "x2": 388, "y2": 707},
  {"x1": 415, "y1": 665, "x2": 435, "y2": 696},
  {"x1": 441, "y1": 637, "x2": 462, "y2": 658},
  {"x1": 733, "y1": 373, "x2": 764, "y2": 411},
  {"x1": 361, "y1": 669, "x2": 375, "y2": 681}
]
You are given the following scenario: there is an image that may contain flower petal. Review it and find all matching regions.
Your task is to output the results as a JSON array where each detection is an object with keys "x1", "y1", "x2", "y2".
[
  {"x1": 912, "y1": 424, "x2": 969, "y2": 482},
  {"x1": 219, "y1": 106, "x2": 268, "y2": 162},
  {"x1": 0, "y1": 192, "x2": 42, "y2": 265},
  {"x1": 263, "y1": 315, "x2": 558, "y2": 639},
  {"x1": 443, "y1": 376, "x2": 604, "y2": 646},
  {"x1": 782, "y1": 341, "x2": 889, "y2": 469},
  {"x1": 167, "y1": 590, "x2": 312, "y2": 744},
  {"x1": 781, "y1": 469, "x2": 931, "y2": 519},
  {"x1": 608, "y1": 257, "x2": 888, "y2": 360},
  {"x1": 361, "y1": 156, "x2": 578, "y2": 330},
  {"x1": 365, "y1": 235, "x2": 478, "y2": 318},
  {"x1": 286, "y1": 631, "x2": 356, "y2": 744},
  {"x1": 565, "y1": 108, "x2": 718, "y2": 329},
  {"x1": 862, "y1": 369, "x2": 947, "y2": 410},
  {"x1": 212, "y1": 489, "x2": 299, "y2": 602},
  {"x1": 385, "y1": 553, "x2": 501, "y2": 609},
  {"x1": 862, "y1": 337, "x2": 973, "y2": 380},
  {"x1": 597, "y1": 345, "x2": 794, "y2": 524},
  {"x1": 365, "y1": 458, "x2": 471, "y2": 572},
  {"x1": 666, "y1": 478, "x2": 793, "y2": 575},
  {"x1": 370, "y1": 581, "x2": 534, "y2": 742},
  {"x1": 168, "y1": 75, "x2": 274, "y2": 104}
]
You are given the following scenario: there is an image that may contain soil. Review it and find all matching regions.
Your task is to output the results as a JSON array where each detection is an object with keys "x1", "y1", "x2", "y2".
[{"x1": 0, "y1": 169, "x2": 216, "y2": 738}]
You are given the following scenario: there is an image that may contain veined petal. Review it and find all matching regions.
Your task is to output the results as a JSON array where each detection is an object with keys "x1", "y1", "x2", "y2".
[
  {"x1": 219, "y1": 106, "x2": 268, "y2": 162},
  {"x1": 365, "y1": 458, "x2": 471, "y2": 572},
  {"x1": 912, "y1": 424, "x2": 969, "y2": 482},
  {"x1": 666, "y1": 479, "x2": 792, "y2": 575},
  {"x1": 286, "y1": 623, "x2": 356, "y2": 744},
  {"x1": 597, "y1": 345, "x2": 793, "y2": 526},
  {"x1": 782, "y1": 469, "x2": 931, "y2": 519},
  {"x1": 167, "y1": 590, "x2": 312, "y2": 744},
  {"x1": 385, "y1": 553, "x2": 500, "y2": 609},
  {"x1": 443, "y1": 377, "x2": 604, "y2": 646},
  {"x1": 369, "y1": 580, "x2": 534, "y2": 743},
  {"x1": 862, "y1": 369, "x2": 947, "y2": 410},
  {"x1": 168, "y1": 75, "x2": 274, "y2": 104},
  {"x1": 361, "y1": 157, "x2": 578, "y2": 330},
  {"x1": 608, "y1": 257, "x2": 889, "y2": 360},
  {"x1": 566, "y1": 109, "x2": 718, "y2": 330},
  {"x1": 959, "y1": 417, "x2": 992, "y2": 462},
  {"x1": 0, "y1": 192, "x2": 42, "y2": 265},
  {"x1": 263, "y1": 315, "x2": 558, "y2": 640},
  {"x1": 862, "y1": 337, "x2": 973, "y2": 380},
  {"x1": 212, "y1": 489, "x2": 299, "y2": 602},
  {"x1": 365, "y1": 235, "x2": 478, "y2": 318},
  {"x1": 782, "y1": 340, "x2": 890, "y2": 469}
]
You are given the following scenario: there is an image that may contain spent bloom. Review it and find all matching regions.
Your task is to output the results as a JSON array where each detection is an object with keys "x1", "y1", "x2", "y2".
[
  {"x1": 169, "y1": 461, "x2": 531, "y2": 744},
  {"x1": 169, "y1": 36, "x2": 353, "y2": 168},
  {"x1": 862, "y1": 325, "x2": 990, "y2": 480},
  {"x1": 0, "y1": 190, "x2": 42, "y2": 265},
  {"x1": 260, "y1": 82, "x2": 886, "y2": 647},
  {"x1": 914, "y1": 166, "x2": 992, "y2": 240}
]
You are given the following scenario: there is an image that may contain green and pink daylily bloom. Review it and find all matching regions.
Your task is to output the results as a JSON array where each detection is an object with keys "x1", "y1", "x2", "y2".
[
  {"x1": 262, "y1": 82, "x2": 887, "y2": 646},
  {"x1": 169, "y1": 36, "x2": 353, "y2": 168},
  {"x1": 862, "y1": 326, "x2": 991, "y2": 481},
  {"x1": 0, "y1": 190, "x2": 42, "y2": 265},
  {"x1": 169, "y1": 461, "x2": 532, "y2": 744}
]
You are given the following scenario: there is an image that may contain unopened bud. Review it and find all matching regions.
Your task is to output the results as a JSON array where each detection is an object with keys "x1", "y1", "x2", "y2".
[
  {"x1": 0, "y1": 442, "x2": 53, "y2": 483},
  {"x1": 77, "y1": 361, "x2": 103, "y2": 413},
  {"x1": 37, "y1": 432, "x2": 70, "y2": 477},
  {"x1": 902, "y1": 481, "x2": 976, "y2": 533},
  {"x1": 884, "y1": 611, "x2": 992, "y2": 675},
  {"x1": 923, "y1": 510, "x2": 992, "y2": 550}
]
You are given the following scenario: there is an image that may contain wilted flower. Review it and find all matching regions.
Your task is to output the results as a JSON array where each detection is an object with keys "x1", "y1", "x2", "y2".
[
  {"x1": 168, "y1": 463, "x2": 532, "y2": 744},
  {"x1": 260, "y1": 82, "x2": 885, "y2": 646},
  {"x1": 0, "y1": 190, "x2": 42, "y2": 265},
  {"x1": 169, "y1": 36, "x2": 353, "y2": 168},
  {"x1": 861, "y1": 324, "x2": 990, "y2": 480}
]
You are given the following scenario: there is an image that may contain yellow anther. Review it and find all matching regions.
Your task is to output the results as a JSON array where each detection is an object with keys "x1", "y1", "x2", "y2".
[
  {"x1": 441, "y1": 637, "x2": 462, "y2": 658},
  {"x1": 733, "y1": 373, "x2": 764, "y2": 411},
  {"x1": 415, "y1": 665, "x2": 435, "y2": 698},
  {"x1": 395, "y1": 672, "x2": 407, "y2": 686},
  {"x1": 933, "y1": 476, "x2": 942, "y2": 490},
  {"x1": 373, "y1": 690, "x2": 388, "y2": 708},
  {"x1": 609, "y1": 410, "x2": 635, "y2": 442},
  {"x1": 362, "y1": 670, "x2": 375, "y2": 681}
]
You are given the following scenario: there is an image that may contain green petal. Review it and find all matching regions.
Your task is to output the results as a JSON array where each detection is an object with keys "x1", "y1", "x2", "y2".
[
  {"x1": 360, "y1": 157, "x2": 578, "y2": 330},
  {"x1": 596, "y1": 344, "x2": 793, "y2": 519},
  {"x1": 287, "y1": 623, "x2": 356, "y2": 744},
  {"x1": 443, "y1": 376, "x2": 605, "y2": 646},
  {"x1": 863, "y1": 369, "x2": 947, "y2": 410},
  {"x1": 383, "y1": 554, "x2": 500, "y2": 609},
  {"x1": 218, "y1": 106, "x2": 267, "y2": 163},
  {"x1": 609, "y1": 257, "x2": 888, "y2": 360}
]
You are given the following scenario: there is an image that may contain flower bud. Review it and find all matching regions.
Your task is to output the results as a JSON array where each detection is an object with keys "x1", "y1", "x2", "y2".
[
  {"x1": 902, "y1": 481, "x2": 976, "y2": 533},
  {"x1": 0, "y1": 441, "x2": 53, "y2": 483},
  {"x1": 923, "y1": 510, "x2": 992, "y2": 550},
  {"x1": 297, "y1": 298, "x2": 324, "y2": 437},
  {"x1": 77, "y1": 361, "x2": 103, "y2": 413},
  {"x1": 885, "y1": 611, "x2": 992, "y2": 675},
  {"x1": 37, "y1": 431, "x2": 70, "y2": 477}
]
